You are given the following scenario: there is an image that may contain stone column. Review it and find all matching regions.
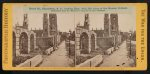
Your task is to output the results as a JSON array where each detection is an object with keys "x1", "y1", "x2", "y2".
[
  {"x1": 75, "y1": 28, "x2": 81, "y2": 56},
  {"x1": 34, "y1": 33, "x2": 36, "y2": 49},
  {"x1": 16, "y1": 35, "x2": 20, "y2": 56},
  {"x1": 88, "y1": 35, "x2": 91, "y2": 53},
  {"x1": 75, "y1": 34, "x2": 80, "y2": 56},
  {"x1": 95, "y1": 34, "x2": 97, "y2": 49},
  {"x1": 28, "y1": 35, "x2": 30, "y2": 53}
]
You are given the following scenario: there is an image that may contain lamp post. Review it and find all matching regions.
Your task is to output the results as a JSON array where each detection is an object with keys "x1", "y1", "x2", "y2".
[
  {"x1": 113, "y1": 34, "x2": 116, "y2": 50},
  {"x1": 129, "y1": 32, "x2": 132, "y2": 58},
  {"x1": 68, "y1": 30, "x2": 71, "y2": 58}
]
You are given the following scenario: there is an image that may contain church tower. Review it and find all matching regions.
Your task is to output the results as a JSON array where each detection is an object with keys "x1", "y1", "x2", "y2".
[
  {"x1": 23, "y1": 14, "x2": 28, "y2": 29},
  {"x1": 84, "y1": 14, "x2": 90, "y2": 30},
  {"x1": 104, "y1": 14, "x2": 110, "y2": 37},
  {"x1": 110, "y1": 13, "x2": 119, "y2": 35},
  {"x1": 49, "y1": 14, "x2": 57, "y2": 35},
  {"x1": 49, "y1": 13, "x2": 58, "y2": 49},
  {"x1": 43, "y1": 13, "x2": 49, "y2": 37}
]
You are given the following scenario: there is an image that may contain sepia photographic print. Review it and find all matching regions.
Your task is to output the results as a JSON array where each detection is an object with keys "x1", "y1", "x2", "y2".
[
  {"x1": 2, "y1": 3, "x2": 147, "y2": 70},
  {"x1": 12, "y1": 5, "x2": 136, "y2": 67}
]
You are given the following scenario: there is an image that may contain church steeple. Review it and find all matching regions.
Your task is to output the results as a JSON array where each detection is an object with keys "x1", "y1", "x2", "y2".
[
  {"x1": 49, "y1": 13, "x2": 58, "y2": 50},
  {"x1": 110, "y1": 13, "x2": 119, "y2": 35},
  {"x1": 104, "y1": 14, "x2": 110, "y2": 37},
  {"x1": 49, "y1": 13, "x2": 57, "y2": 35},
  {"x1": 43, "y1": 13, "x2": 49, "y2": 37},
  {"x1": 84, "y1": 14, "x2": 90, "y2": 30},
  {"x1": 23, "y1": 14, "x2": 28, "y2": 29}
]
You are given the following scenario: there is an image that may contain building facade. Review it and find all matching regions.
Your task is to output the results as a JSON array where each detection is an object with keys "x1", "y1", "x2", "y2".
[
  {"x1": 13, "y1": 13, "x2": 60, "y2": 58},
  {"x1": 75, "y1": 14, "x2": 97, "y2": 56},
  {"x1": 13, "y1": 14, "x2": 36, "y2": 57},
  {"x1": 75, "y1": 13, "x2": 122, "y2": 56},
  {"x1": 33, "y1": 13, "x2": 60, "y2": 50}
]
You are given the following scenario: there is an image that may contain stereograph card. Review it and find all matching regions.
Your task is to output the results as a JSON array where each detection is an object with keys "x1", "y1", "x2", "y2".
[{"x1": 2, "y1": 3, "x2": 147, "y2": 70}]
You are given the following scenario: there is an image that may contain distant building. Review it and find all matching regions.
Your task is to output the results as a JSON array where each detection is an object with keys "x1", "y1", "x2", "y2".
[
  {"x1": 95, "y1": 13, "x2": 120, "y2": 38},
  {"x1": 96, "y1": 13, "x2": 121, "y2": 49},
  {"x1": 94, "y1": 13, "x2": 122, "y2": 50},
  {"x1": 32, "y1": 13, "x2": 60, "y2": 50}
]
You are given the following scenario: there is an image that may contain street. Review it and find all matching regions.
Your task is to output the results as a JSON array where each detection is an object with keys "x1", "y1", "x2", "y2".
[
  {"x1": 100, "y1": 41, "x2": 135, "y2": 67},
  {"x1": 39, "y1": 41, "x2": 73, "y2": 67}
]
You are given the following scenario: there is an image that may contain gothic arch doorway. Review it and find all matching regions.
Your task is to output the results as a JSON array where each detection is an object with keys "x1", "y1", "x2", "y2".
[
  {"x1": 91, "y1": 34, "x2": 95, "y2": 51},
  {"x1": 30, "y1": 34, "x2": 34, "y2": 52},
  {"x1": 80, "y1": 32, "x2": 89, "y2": 54},
  {"x1": 19, "y1": 32, "x2": 28, "y2": 54}
]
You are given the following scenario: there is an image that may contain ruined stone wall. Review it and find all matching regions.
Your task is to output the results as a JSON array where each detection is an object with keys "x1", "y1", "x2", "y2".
[
  {"x1": 96, "y1": 37, "x2": 114, "y2": 50},
  {"x1": 36, "y1": 37, "x2": 53, "y2": 50}
]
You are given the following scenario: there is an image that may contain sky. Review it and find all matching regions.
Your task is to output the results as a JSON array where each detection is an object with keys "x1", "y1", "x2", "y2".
[{"x1": 13, "y1": 6, "x2": 136, "y2": 32}]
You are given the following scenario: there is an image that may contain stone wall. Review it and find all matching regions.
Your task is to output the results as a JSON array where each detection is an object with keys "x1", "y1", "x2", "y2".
[
  {"x1": 36, "y1": 37, "x2": 53, "y2": 50},
  {"x1": 97, "y1": 37, "x2": 114, "y2": 50},
  {"x1": 17, "y1": 55, "x2": 43, "y2": 67},
  {"x1": 76, "y1": 54, "x2": 103, "y2": 67}
]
